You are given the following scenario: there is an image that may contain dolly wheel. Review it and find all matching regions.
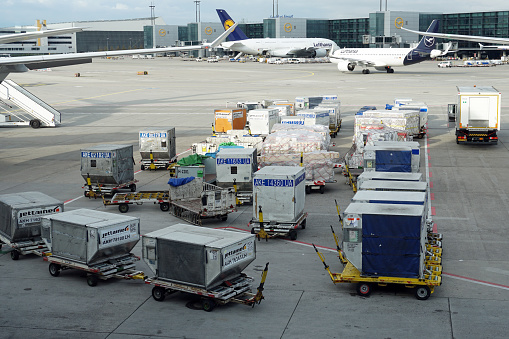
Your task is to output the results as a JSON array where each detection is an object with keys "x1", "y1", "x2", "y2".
[
  {"x1": 319, "y1": 185, "x2": 325, "y2": 194},
  {"x1": 130, "y1": 184, "x2": 137, "y2": 192},
  {"x1": 202, "y1": 298, "x2": 216, "y2": 312},
  {"x1": 160, "y1": 202, "x2": 170, "y2": 212},
  {"x1": 141, "y1": 165, "x2": 145, "y2": 171},
  {"x1": 87, "y1": 275, "x2": 98, "y2": 287},
  {"x1": 118, "y1": 204, "x2": 129, "y2": 213},
  {"x1": 49, "y1": 263, "x2": 61, "y2": 277},
  {"x1": 301, "y1": 219, "x2": 307, "y2": 229},
  {"x1": 221, "y1": 214, "x2": 228, "y2": 221},
  {"x1": 10, "y1": 250, "x2": 20, "y2": 261},
  {"x1": 356, "y1": 282, "x2": 372, "y2": 297},
  {"x1": 414, "y1": 286, "x2": 431, "y2": 300},
  {"x1": 152, "y1": 286, "x2": 166, "y2": 302},
  {"x1": 289, "y1": 230, "x2": 298, "y2": 241}
]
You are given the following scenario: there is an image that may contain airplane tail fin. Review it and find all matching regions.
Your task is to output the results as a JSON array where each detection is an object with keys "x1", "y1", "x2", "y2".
[
  {"x1": 414, "y1": 20, "x2": 439, "y2": 52},
  {"x1": 216, "y1": 9, "x2": 249, "y2": 41}
]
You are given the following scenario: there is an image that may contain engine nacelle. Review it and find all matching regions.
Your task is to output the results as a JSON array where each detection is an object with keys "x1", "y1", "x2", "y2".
[
  {"x1": 336, "y1": 60, "x2": 355, "y2": 72},
  {"x1": 313, "y1": 48, "x2": 329, "y2": 58},
  {"x1": 430, "y1": 49, "x2": 442, "y2": 59}
]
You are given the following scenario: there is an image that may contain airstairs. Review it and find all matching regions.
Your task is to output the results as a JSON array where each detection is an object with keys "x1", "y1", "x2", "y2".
[{"x1": 0, "y1": 79, "x2": 61, "y2": 128}]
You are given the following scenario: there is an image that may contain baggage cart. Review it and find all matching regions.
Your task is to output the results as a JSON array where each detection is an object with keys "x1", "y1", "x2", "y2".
[
  {"x1": 43, "y1": 253, "x2": 145, "y2": 287},
  {"x1": 102, "y1": 191, "x2": 170, "y2": 213},
  {"x1": 83, "y1": 176, "x2": 139, "y2": 198},
  {"x1": 249, "y1": 211, "x2": 308, "y2": 241},
  {"x1": 0, "y1": 235, "x2": 48, "y2": 260},
  {"x1": 145, "y1": 263, "x2": 269, "y2": 312}
]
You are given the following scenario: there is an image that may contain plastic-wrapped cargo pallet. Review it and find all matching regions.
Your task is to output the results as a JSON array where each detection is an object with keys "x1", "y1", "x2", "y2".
[
  {"x1": 271, "y1": 123, "x2": 330, "y2": 142},
  {"x1": 252, "y1": 166, "x2": 305, "y2": 223},
  {"x1": 356, "y1": 172, "x2": 423, "y2": 188},
  {"x1": 247, "y1": 108, "x2": 279, "y2": 135},
  {"x1": 342, "y1": 203, "x2": 427, "y2": 278},
  {"x1": 361, "y1": 110, "x2": 420, "y2": 136},
  {"x1": 41, "y1": 209, "x2": 140, "y2": 266},
  {"x1": 261, "y1": 129, "x2": 329, "y2": 154},
  {"x1": 80, "y1": 144, "x2": 134, "y2": 186},
  {"x1": 392, "y1": 99, "x2": 428, "y2": 132},
  {"x1": 363, "y1": 145, "x2": 419, "y2": 173},
  {"x1": 0, "y1": 192, "x2": 63, "y2": 243},
  {"x1": 142, "y1": 224, "x2": 256, "y2": 289}
]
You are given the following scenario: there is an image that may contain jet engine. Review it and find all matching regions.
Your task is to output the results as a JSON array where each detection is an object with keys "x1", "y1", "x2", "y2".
[
  {"x1": 336, "y1": 60, "x2": 355, "y2": 72},
  {"x1": 312, "y1": 49, "x2": 329, "y2": 58}
]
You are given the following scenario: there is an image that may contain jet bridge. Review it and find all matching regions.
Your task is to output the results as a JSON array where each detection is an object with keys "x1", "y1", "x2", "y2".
[{"x1": 0, "y1": 79, "x2": 61, "y2": 128}]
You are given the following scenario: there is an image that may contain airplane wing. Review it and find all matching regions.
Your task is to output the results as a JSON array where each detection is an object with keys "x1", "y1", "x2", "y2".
[
  {"x1": 331, "y1": 55, "x2": 381, "y2": 67},
  {"x1": 400, "y1": 26, "x2": 509, "y2": 45},
  {"x1": 0, "y1": 27, "x2": 84, "y2": 44},
  {"x1": 0, "y1": 23, "x2": 237, "y2": 68}
]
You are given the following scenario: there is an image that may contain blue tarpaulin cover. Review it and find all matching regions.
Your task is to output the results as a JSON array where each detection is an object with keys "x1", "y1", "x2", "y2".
[
  {"x1": 375, "y1": 150, "x2": 412, "y2": 172},
  {"x1": 361, "y1": 213, "x2": 422, "y2": 278},
  {"x1": 168, "y1": 177, "x2": 195, "y2": 187}
]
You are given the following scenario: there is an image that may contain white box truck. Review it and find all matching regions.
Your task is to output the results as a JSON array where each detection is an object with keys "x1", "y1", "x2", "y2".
[{"x1": 454, "y1": 86, "x2": 501, "y2": 144}]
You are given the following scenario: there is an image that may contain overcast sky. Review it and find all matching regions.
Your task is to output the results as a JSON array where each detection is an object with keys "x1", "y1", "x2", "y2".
[{"x1": 2, "y1": 0, "x2": 506, "y2": 28}]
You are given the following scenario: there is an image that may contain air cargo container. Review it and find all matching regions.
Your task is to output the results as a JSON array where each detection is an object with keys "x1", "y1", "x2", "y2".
[
  {"x1": 250, "y1": 166, "x2": 307, "y2": 240},
  {"x1": 296, "y1": 109, "x2": 329, "y2": 127},
  {"x1": 342, "y1": 203, "x2": 427, "y2": 278},
  {"x1": 142, "y1": 224, "x2": 256, "y2": 289},
  {"x1": 247, "y1": 108, "x2": 279, "y2": 135},
  {"x1": 81, "y1": 144, "x2": 136, "y2": 196},
  {"x1": 363, "y1": 145, "x2": 419, "y2": 173},
  {"x1": 373, "y1": 141, "x2": 421, "y2": 170},
  {"x1": 356, "y1": 171, "x2": 422, "y2": 188},
  {"x1": 214, "y1": 108, "x2": 247, "y2": 133},
  {"x1": 0, "y1": 192, "x2": 63, "y2": 259},
  {"x1": 315, "y1": 102, "x2": 341, "y2": 137},
  {"x1": 351, "y1": 191, "x2": 426, "y2": 206},
  {"x1": 216, "y1": 148, "x2": 257, "y2": 203},
  {"x1": 139, "y1": 128, "x2": 176, "y2": 170},
  {"x1": 359, "y1": 180, "x2": 428, "y2": 192},
  {"x1": 41, "y1": 209, "x2": 140, "y2": 266},
  {"x1": 454, "y1": 86, "x2": 501, "y2": 144},
  {"x1": 268, "y1": 104, "x2": 292, "y2": 117}
]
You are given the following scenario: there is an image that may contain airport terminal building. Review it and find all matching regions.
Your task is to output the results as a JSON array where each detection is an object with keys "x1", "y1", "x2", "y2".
[{"x1": 1, "y1": 10, "x2": 509, "y2": 58}]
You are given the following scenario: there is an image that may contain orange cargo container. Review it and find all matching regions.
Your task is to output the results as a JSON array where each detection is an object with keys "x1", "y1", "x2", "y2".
[{"x1": 214, "y1": 108, "x2": 247, "y2": 133}]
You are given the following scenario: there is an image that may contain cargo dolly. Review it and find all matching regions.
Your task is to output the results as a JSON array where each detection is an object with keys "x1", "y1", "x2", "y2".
[
  {"x1": 43, "y1": 253, "x2": 145, "y2": 287},
  {"x1": 313, "y1": 226, "x2": 442, "y2": 300},
  {"x1": 168, "y1": 199, "x2": 232, "y2": 226},
  {"x1": 249, "y1": 208, "x2": 307, "y2": 241},
  {"x1": 305, "y1": 179, "x2": 336, "y2": 194},
  {"x1": 329, "y1": 118, "x2": 342, "y2": 138},
  {"x1": 0, "y1": 235, "x2": 48, "y2": 260},
  {"x1": 145, "y1": 262, "x2": 269, "y2": 312},
  {"x1": 83, "y1": 174, "x2": 139, "y2": 198},
  {"x1": 102, "y1": 191, "x2": 170, "y2": 213}
]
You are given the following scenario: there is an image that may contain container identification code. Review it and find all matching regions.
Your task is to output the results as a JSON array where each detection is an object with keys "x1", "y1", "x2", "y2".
[
  {"x1": 223, "y1": 242, "x2": 254, "y2": 269},
  {"x1": 281, "y1": 120, "x2": 304, "y2": 125},
  {"x1": 217, "y1": 158, "x2": 251, "y2": 165},
  {"x1": 98, "y1": 223, "x2": 138, "y2": 249},
  {"x1": 254, "y1": 173, "x2": 305, "y2": 187},
  {"x1": 140, "y1": 132, "x2": 167, "y2": 138},
  {"x1": 297, "y1": 112, "x2": 329, "y2": 118},
  {"x1": 81, "y1": 152, "x2": 112, "y2": 158}
]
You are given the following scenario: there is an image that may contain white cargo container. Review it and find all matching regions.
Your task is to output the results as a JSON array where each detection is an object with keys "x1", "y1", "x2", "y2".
[
  {"x1": 315, "y1": 102, "x2": 341, "y2": 136},
  {"x1": 351, "y1": 191, "x2": 426, "y2": 206},
  {"x1": 41, "y1": 209, "x2": 140, "y2": 266},
  {"x1": 142, "y1": 224, "x2": 256, "y2": 289},
  {"x1": 363, "y1": 145, "x2": 419, "y2": 173},
  {"x1": 343, "y1": 203, "x2": 426, "y2": 278},
  {"x1": 359, "y1": 180, "x2": 428, "y2": 192},
  {"x1": 356, "y1": 172, "x2": 422, "y2": 188},
  {"x1": 216, "y1": 148, "x2": 257, "y2": 195},
  {"x1": 139, "y1": 128, "x2": 176, "y2": 170},
  {"x1": 268, "y1": 105, "x2": 291, "y2": 118},
  {"x1": 247, "y1": 108, "x2": 279, "y2": 135},
  {"x1": 252, "y1": 166, "x2": 305, "y2": 223},
  {"x1": 0, "y1": 191, "x2": 63, "y2": 246},
  {"x1": 455, "y1": 86, "x2": 501, "y2": 144},
  {"x1": 296, "y1": 109, "x2": 329, "y2": 127}
]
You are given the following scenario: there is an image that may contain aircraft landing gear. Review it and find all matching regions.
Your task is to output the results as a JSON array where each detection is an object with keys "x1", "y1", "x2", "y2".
[
  {"x1": 386, "y1": 67, "x2": 394, "y2": 73},
  {"x1": 362, "y1": 69, "x2": 370, "y2": 74}
]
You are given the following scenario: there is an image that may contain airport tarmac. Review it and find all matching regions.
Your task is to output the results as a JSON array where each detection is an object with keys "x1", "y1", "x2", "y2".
[{"x1": 1, "y1": 57, "x2": 509, "y2": 339}]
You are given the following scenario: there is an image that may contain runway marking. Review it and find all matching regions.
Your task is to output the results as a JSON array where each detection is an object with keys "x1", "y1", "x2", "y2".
[
  {"x1": 430, "y1": 193, "x2": 434, "y2": 200},
  {"x1": 54, "y1": 88, "x2": 146, "y2": 105},
  {"x1": 442, "y1": 272, "x2": 509, "y2": 291},
  {"x1": 431, "y1": 207, "x2": 436, "y2": 216}
]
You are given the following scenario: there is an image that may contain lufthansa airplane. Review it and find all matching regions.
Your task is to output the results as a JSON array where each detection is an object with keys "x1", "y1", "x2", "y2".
[
  {"x1": 0, "y1": 23, "x2": 237, "y2": 82},
  {"x1": 330, "y1": 20, "x2": 441, "y2": 74},
  {"x1": 217, "y1": 9, "x2": 338, "y2": 58},
  {"x1": 401, "y1": 24, "x2": 509, "y2": 46}
]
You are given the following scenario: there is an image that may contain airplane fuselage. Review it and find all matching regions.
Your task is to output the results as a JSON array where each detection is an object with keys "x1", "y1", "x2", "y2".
[
  {"x1": 221, "y1": 38, "x2": 337, "y2": 58},
  {"x1": 330, "y1": 47, "x2": 430, "y2": 68}
]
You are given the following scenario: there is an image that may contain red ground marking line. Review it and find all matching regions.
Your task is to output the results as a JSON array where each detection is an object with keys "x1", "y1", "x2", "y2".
[
  {"x1": 442, "y1": 272, "x2": 509, "y2": 290},
  {"x1": 430, "y1": 193, "x2": 435, "y2": 201},
  {"x1": 429, "y1": 171, "x2": 433, "y2": 178},
  {"x1": 431, "y1": 207, "x2": 436, "y2": 216},
  {"x1": 430, "y1": 181, "x2": 433, "y2": 188},
  {"x1": 432, "y1": 223, "x2": 438, "y2": 233}
]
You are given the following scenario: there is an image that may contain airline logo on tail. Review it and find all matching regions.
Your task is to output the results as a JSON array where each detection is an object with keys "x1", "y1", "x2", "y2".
[
  {"x1": 224, "y1": 19, "x2": 235, "y2": 31},
  {"x1": 424, "y1": 37, "x2": 435, "y2": 48}
]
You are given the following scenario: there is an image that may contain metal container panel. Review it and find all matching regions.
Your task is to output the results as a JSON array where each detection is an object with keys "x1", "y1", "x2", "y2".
[
  {"x1": 41, "y1": 209, "x2": 140, "y2": 265},
  {"x1": 175, "y1": 165, "x2": 204, "y2": 179},
  {"x1": 357, "y1": 172, "x2": 422, "y2": 188},
  {"x1": 247, "y1": 109, "x2": 279, "y2": 135},
  {"x1": 80, "y1": 144, "x2": 134, "y2": 185},
  {"x1": 359, "y1": 180, "x2": 428, "y2": 192},
  {"x1": 280, "y1": 116, "x2": 305, "y2": 126},
  {"x1": 352, "y1": 191, "x2": 426, "y2": 205},
  {"x1": 139, "y1": 128, "x2": 176, "y2": 160},
  {"x1": 216, "y1": 148, "x2": 257, "y2": 191},
  {"x1": 252, "y1": 166, "x2": 305, "y2": 223},
  {"x1": 142, "y1": 224, "x2": 256, "y2": 289},
  {"x1": 0, "y1": 192, "x2": 63, "y2": 242},
  {"x1": 168, "y1": 177, "x2": 203, "y2": 200},
  {"x1": 214, "y1": 108, "x2": 246, "y2": 132}
]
